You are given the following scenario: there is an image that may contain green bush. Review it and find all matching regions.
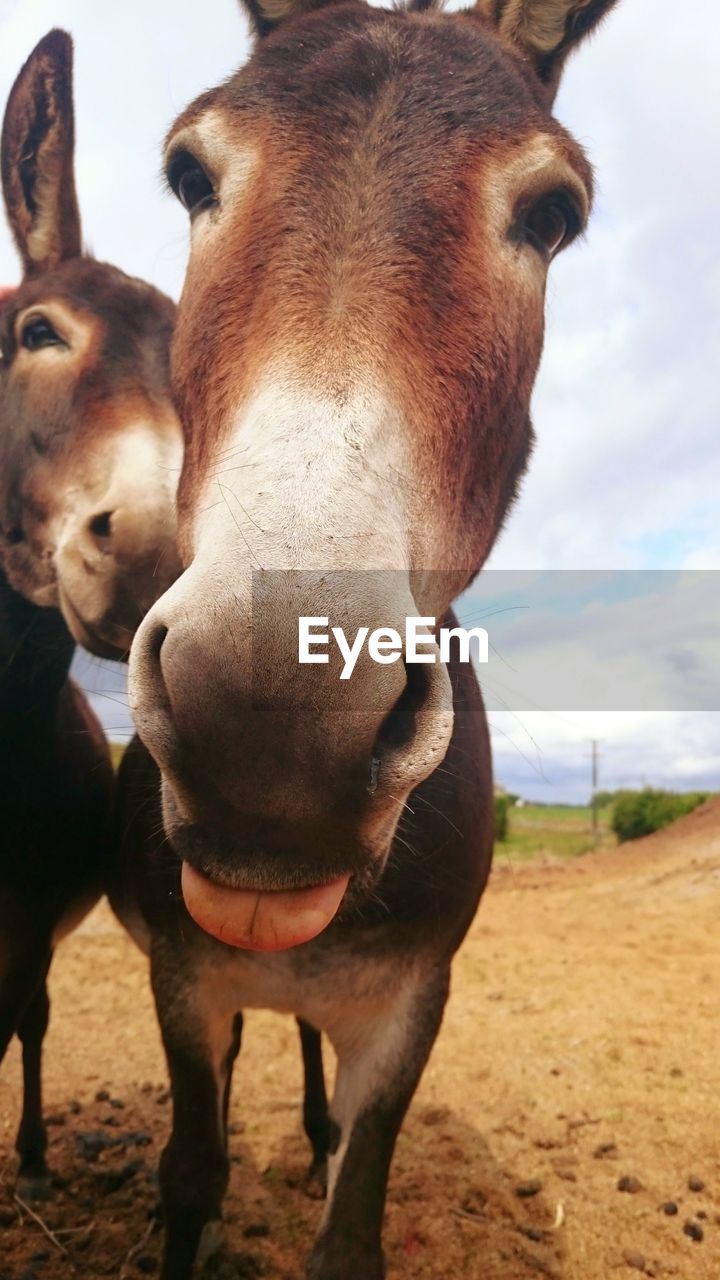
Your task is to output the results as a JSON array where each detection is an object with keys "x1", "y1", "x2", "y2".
[
  {"x1": 593, "y1": 789, "x2": 620, "y2": 810},
  {"x1": 495, "y1": 794, "x2": 510, "y2": 843},
  {"x1": 611, "y1": 789, "x2": 707, "y2": 843}
]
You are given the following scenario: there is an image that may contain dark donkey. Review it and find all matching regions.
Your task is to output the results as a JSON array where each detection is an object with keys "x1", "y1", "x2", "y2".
[
  {"x1": 125, "y1": 1, "x2": 619, "y2": 1275},
  {"x1": 0, "y1": 30, "x2": 178, "y2": 1195}
]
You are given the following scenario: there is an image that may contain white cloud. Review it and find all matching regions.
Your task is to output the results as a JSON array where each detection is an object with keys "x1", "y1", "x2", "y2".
[
  {"x1": 491, "y1": 711, "x2": 720, "y2": 804},
  {"x1": 490, "y1": 0, "x2": 720, "y2": 572},
  {"x1": 461, "y1": 571, "x2": 720, "y2": 715}
]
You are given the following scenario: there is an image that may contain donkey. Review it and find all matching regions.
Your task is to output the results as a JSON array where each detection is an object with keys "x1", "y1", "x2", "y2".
[
  {"x1": 0, "y1": 29, "x2": 181, "y2": 662},
  {"x1": 0, "y1": 26, "x2": 180, "y2": 1199},
  {"x1": 0, "y1": 563, "x2": 113, "y2": 1198},
  {"x1": 124, "y1": 1, "x2": 619, "y2": 1275}
]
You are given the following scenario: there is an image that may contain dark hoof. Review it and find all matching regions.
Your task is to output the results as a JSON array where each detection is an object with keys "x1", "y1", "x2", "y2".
[
  {"x1": 16, "y1": 1172, "x2": 53, "y2": 1203},
  {"x1": 304, "y1": 1159, "x2": 328, "y2": 1201}
]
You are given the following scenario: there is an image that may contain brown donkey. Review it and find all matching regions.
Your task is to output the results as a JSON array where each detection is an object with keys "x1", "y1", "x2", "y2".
[
  {"x1": 0, "y1": 30, "x2": 181, "y2": 661},
  {"x1": 125, "y1": 1, "x2": 619, "y2": 1275}
]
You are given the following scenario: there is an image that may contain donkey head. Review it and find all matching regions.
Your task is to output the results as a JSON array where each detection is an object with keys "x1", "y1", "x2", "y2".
[
  {"x1": 130, "y1": 0, "x2": 617, "y2": 948},
  {"x1": 0, "y1": 31, "x2": 182, "y2": 659}
]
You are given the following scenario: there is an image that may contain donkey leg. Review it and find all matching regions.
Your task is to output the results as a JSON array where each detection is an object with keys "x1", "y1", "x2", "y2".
[
  {"x1": 0, "y1": 938, "x2": 51, "y2": 1065},
  {"x1": 221, "y1": 1011, "x2": 244, "y2": 1138},
  {"x1": 297, "y1": 1017, "x2": 330, "y2": 1192},
  {"x1": 15, "y1": 967, "x2": 52, "y2": 1200},
  {"x1": 0, "y1": 999, "x2": 18, "y2": 1063},
  {"x1": 152, "y1": 952, "x2": 240, "y2": 1280},
  {"x1": 0, "y1": 938, "x2": 53, "y2": 1198},
  {"x1": 307, "y1": 965, "x2": 450, "y2": 1280}
]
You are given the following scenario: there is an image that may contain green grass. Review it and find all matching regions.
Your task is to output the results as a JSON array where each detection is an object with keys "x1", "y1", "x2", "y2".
[{"x1": 496, "y1": 802, "x2": 615, "y2": 862}]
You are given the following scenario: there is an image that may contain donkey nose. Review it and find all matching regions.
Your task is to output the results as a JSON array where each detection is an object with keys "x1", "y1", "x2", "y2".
[{"x1": 129, "y1": 583, "x2": 455, "y2": 827}]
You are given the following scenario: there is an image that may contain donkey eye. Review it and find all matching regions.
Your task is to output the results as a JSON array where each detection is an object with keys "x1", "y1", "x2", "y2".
[
  {"x1": 22, "y1": 317, "x2": 64, "y2": 352},
  {"x1": 522, "y1": 196, "x2": 577, "y2": 259},
  {"x1": 170, "y1": 154, "x2": 217, "y2": 218}
]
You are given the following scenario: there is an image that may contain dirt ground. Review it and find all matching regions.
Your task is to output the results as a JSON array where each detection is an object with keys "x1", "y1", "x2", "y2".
[{"x1": 1, "y1": 802, "x2": 719, "y2": 1280}]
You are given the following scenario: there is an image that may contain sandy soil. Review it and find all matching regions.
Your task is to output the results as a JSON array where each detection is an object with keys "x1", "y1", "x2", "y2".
[{"x1": 1, "y1": 802, "x2": 719, "y2": 1280}]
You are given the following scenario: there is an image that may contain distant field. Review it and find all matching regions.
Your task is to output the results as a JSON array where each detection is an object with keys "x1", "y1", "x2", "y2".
[{"x1": 496, "y1": 802, "x2": 614, "y2": 862}]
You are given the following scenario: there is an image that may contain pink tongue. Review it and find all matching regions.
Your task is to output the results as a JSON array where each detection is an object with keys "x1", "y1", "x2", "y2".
[{"x1": 181, "y1": 863, "x2": 350, "y2": 952}]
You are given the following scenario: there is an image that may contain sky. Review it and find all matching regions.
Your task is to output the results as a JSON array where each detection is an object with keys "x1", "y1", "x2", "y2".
[{"x1": 1, "y1": 0, "x2": 718, "y2": 802}]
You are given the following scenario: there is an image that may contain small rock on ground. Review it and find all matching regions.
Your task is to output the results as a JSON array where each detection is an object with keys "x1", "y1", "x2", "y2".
[
  {"x1": 515, "y1": 1179, "x2": 543, "y2": 1198},
  {"x1": 622, "y1": 1250, "x2": 647, "y2": 1273}
]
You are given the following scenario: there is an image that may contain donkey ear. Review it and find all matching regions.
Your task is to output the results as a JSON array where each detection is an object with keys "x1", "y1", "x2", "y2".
[
  {"x1": 1, "y1": 29, "x2": 82, "y2": 277},
  {"x1": 240, "y1": 0, "x2": 343, "y2": 39},
  {"x1": 487, "y1": 0, "x2": 619, "y2": 98}
]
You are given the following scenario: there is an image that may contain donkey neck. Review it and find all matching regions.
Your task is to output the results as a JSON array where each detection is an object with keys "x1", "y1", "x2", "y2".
[{"x1": 0, "y1": 569, "x2": 74, "y2": 717}]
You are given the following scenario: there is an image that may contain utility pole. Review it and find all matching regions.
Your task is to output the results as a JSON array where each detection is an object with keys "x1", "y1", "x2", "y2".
[{"x1": 589, "y1": 739, "x2": 601, "y2": 847}]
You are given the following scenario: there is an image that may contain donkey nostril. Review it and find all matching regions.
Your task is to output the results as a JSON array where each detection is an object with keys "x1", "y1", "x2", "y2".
[
  {"x1": 375, "y1": 661, "x2": 429, "y2": 754},
  {"x1": 6, "y1": 526, "x2": 25, "y2": 546},
  {"x1": 128, "y1": 618, "x2": 175, "y2": 767},
  {"x1": 88, "y1": 511, "x2": 114, "y2": 549},
  {"x1": 150, "y1": 623, "x2": 169, "y2": 664}
]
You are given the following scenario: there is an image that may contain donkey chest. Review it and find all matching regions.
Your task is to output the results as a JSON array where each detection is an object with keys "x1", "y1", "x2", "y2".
[{"x1": 195, "y1": 941, "x2": 415, "y2": 1038}]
